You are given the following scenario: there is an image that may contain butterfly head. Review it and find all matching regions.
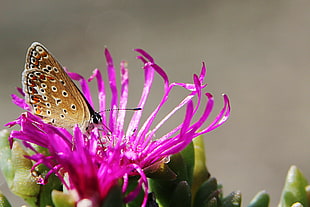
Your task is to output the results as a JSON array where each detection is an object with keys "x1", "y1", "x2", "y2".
[
  {"x1": 91, "y1": 112, "x2": 102, "y2": 125},
  {"x1": 85, "y1": 112, "x2": 103, "y2": 132}
]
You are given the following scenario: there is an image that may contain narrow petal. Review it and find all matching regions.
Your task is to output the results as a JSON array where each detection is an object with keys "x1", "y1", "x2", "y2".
[
  {"x1": 115, "y1": 61, "x2": 129, "y2": 136},
  {"x1": 144, "y1": 71, "x2": 205, "y2": 141},
  {"x1": 198, "y1": 62, "x2": 207, "y2": 83},
  {"x1": 16, "y1": 87, "x2": 25, "y2": 96},
  {"x1": 151, "y1": 63, "x2": 169, "y2": 91},
  {"x1": 123, "y1": 163, "x2": 148, "y2": 207},
  {"x1": 187, "y1": 92, "x2": 214, "y2": 134},
  {"x1": 89, "y1": 69, "x2": 107, "y2": 124},
  {"x1": 11, "y1": 94, "x2": 29, "y2": 110},
  {"x1": 143, "y1": 100, "x2": 195, "y2": 164},
  {"x1": 126, "y1": 62, "x2": 155, "y2": 137},
  {"x1": 135, "y1": 49, "x2": 154, "y2": 63},
  {"x1": 141, "y1": 92, "x2": 194, "y2": 150},
  {"x1": 134, "y1": 63, "x2": 170, "y2": 147},
  {"x1": 105, "y1": 48, "x2": 118, "y2": 132},
  {"x1": 195, "y1": 94, "x2": 230, "y2": 135}
]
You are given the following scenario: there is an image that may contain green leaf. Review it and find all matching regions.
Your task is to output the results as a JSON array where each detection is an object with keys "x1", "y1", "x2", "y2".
[
  {"x1": 192, "y1": 136, "x2": 210, "y2": 199},
  {"x1": 278, "y1": 166, "x2": 308, "y2": 207},
  {"x1": 9, "y1": 141, "x2": 40, "y2": 207},
  {"x1": 180, "y1": 141, "x2": 195, "y2": 186},
  {"x1": 38, "y1": 172, "x2": 62, "y2": 207},
  {"x1": 222, "y1": 191, "x2": 242, "y2": 207},
  {"x1": 126, "y1": 177, "x2": 145, "y2": 207},
  {"x1": 144, "y1": 162, "x2": 177, "y2": 181},
  {"x1": 247, "y1": 191, "x2": 270, "y2": 207},
  {"x1": 206, "y1": 197, "x2": 219, "y2": 207},
  {"x1": 51, "y1": 190, "x2": 75, "y2": 207},
  {"x1": 0, "y1": 130, "x2": 14, "y2": 184},
  {"x1": 0, "y1": 130, "x2": 40, "y2": 206},
  {"x1": 102, "y1": 185, "x2": 124, "y2": 207},
  {"x1": 169, "y1": 181, "x2": 191, "y2": 207},
  {"x1": 0, "y1": 130, "x2": 62, "y2": 207},
  {"x1": 168, "y1": 150, "x2": 190, "y2": 183},
  {"x1": 149, "y1": 152, "x2": 189, "y2": 206},
  {"x1": 193, "y1": 177, "x2": 219, "y2": 207},
  {"x1": 145, "y1": 192, "x2": 159, "y2": 207},
  {"x1": 0, "y1": 191, "x2": 12, "y2": 207}
]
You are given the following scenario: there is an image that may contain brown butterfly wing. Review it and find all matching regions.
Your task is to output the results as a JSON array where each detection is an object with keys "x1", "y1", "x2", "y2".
[{"x1": 22, "y1": 42, "x2": 92, "y2": 130}]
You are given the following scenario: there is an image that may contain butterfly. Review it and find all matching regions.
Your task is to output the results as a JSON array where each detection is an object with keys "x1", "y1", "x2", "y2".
[{"x1": 22, "y1": 42, "x2": 101, "y2": 131}]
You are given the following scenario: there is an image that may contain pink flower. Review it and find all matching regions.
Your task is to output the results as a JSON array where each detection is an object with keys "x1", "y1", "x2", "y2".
[{"x1": 7, "y1": 48, "x2": 230, "y2": 206}]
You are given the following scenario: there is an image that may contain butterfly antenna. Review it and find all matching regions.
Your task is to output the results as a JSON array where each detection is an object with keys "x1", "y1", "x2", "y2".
[{"x1": 103, "y1": 107, "x2": 142, "y2": 112}]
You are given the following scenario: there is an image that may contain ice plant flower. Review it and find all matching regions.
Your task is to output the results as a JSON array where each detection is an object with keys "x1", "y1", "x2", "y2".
[
  {"x1": 7, "y1": 113, "x2": 134, "y2": 207},
  {"x1": 6, "y1": 48, "x2": 230, "y2": 207}
]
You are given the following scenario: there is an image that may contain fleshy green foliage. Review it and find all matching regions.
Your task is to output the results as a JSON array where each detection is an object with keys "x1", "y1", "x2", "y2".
[
  {"x1": 51, "y1": 190, "x2": 75, "y2": 207},
  {"x1": 148, "y1": 141, "x2": 195, "y2": 207},
  {"x1": 102, "y1": 185, "x2": 124, "y2": 207},
  {"x1": 34, "y1": 159, "x2": 62, "y2": 206},
  {"x1": 222, "y1": 191, "x2": 242, "y2": 207},
  {"x1": 247, "y1": 191, "x2": 270, "y2": 207},
  {"x1": 0, "y1": 191, "x2": 11, "y2": 207},
  {"x1": 169, "y1": 181, "x2": 191, "y2": 207},
  {"x1": 278, "y1": 166, "x2": 309, "y2": 207},
  {"x1": 126, "y1": 177, "x2": 145, "y2": 207},
  {"x1": 149, "y1": 136, "x2": 243, "y2": 207},
  {"x1": 2, "y1": 128, "x2": 310, "y2": 207},
  {"x1": 193, "y1": 177, "x2": 220, "y2": 207},
  {"x1": 0, "y1": 129, "x2": 62, "y2": 207},
  {"x1": 192, "y1": 136, "x2": 210, "y2": 197},
  {"x1": 149, "y1": 152, "x2": 191, "y2": 207},
  {"x1": 0, "y1": 130, "x2": 40, "y2": 206}
]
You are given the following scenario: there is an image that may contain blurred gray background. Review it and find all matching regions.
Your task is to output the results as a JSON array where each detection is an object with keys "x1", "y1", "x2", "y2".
[{"x1": 1, "y1": 0, "x2": 310, "y2": 206}]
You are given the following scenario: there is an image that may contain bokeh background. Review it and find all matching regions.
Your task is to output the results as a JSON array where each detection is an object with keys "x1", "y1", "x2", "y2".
[{"x1": 1, "y1": 0, "x2": 310, "y2": 206}]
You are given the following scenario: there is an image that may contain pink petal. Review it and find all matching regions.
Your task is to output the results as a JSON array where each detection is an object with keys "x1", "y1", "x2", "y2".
[
  {"x1": 89, "y1": 69, "x2": 107, "y2": 125},
  {"x1": 104, "y1": 48, "x2": 119, "y2": 132},
  {"x1": 126, "y1": 62, "x2": 155, "y2": 138},
  {"x1": 11, "y1": 94, "x2": 29, "y2": 110},
  {"x1": 195, "y1": 94, "x2": 230, "y2": 135},
  {"x1": 134, "y1": 49, "x2": 154, "y2": 63},
  {"x1": 115, "y1": 61, "x2": 129, "y2": 136}
]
